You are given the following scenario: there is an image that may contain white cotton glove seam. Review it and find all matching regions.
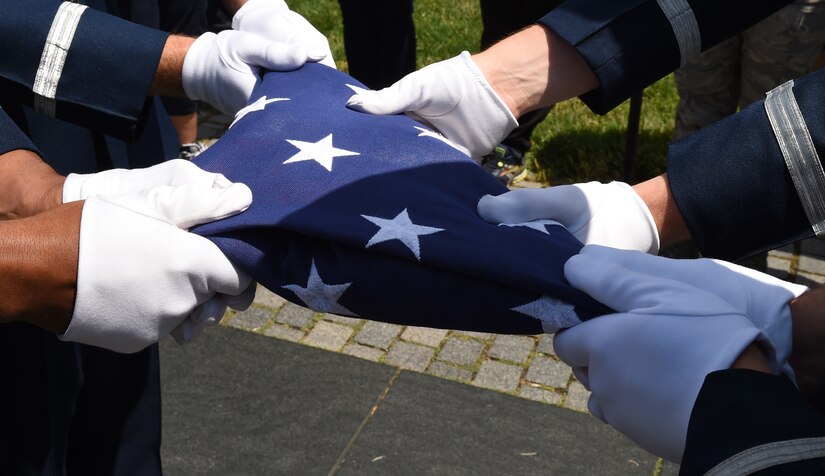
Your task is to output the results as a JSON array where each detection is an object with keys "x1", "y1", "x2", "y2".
[
  {"x1": 458, "y1": 51, "x2": 517, "y2": 125},
  {"x1": 62, "y1": 173, "x2": 84, "y2": 203},
  {"x1": 622, "y1": 182, "x2": 660, "y2": 253},
  {"x1": 181, "y1": 32, "x2": 218, "y2": 103}
]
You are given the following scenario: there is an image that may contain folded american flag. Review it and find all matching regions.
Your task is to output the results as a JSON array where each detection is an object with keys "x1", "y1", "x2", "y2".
[{"x1": 193, "y1": 63, "x2": 608, "y2": 334}]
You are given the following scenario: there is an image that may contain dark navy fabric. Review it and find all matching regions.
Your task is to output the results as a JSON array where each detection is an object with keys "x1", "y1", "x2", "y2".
[
  {"x1": 541, "y1": 0, "x2": 791, "y2": 114},
  {"x1": 0, "y1": 107, "x2": 38, "y2": 155},
  {"x1": 0, "y1": 0, "x2": 167, "y2": 141},
  {"x1": 194, "y1": 64, "x2": 610, "y2": 334},
  {"x1": 668, "y1": 68, "x2": 825, "y2": 261},
  {"x1": 0, "y1": 2, "x2": 169, "y2": 474},
  {"x1": 681, "y1": 369, "x2": 825, "y2": 475}
]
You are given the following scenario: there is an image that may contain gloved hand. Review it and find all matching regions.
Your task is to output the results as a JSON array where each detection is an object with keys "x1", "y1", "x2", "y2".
[
  {"x1": 182, "y1": 29, "x2": 324, "y2": 114},
  {"x1": 556, "y1": 248, "x2": 769, "y2": 462},
  {"x1": 232, "y1": 0, "x2": 335, "y2": 69},
  {"x1": 61, "y1": 182, "x2": 256, "y2": 353},
  {"x1": 478, "y1": 181, "x2": 660, "y2": 254},
  {"x1": 573, "y1": 245, "x2": 808, "y2": 375},
  {"x1": 62, "y1": 159, "x2": 232, "y2": 203},
  {"x1": 346, "y1": 51, "x2": 518, "y2": 159}
]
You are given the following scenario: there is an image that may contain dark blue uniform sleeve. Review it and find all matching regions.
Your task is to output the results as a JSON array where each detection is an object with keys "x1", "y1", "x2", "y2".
[
  {"x1": 0, "y1": 107, "x2": 39, "y2": 156},
  {"x1": 0, "y1": 0, "x2": 168, "y2": 140},
  {"x1": 538, "y1": 0, "x2": 790, "y2": 114},
  {"x1": 667, "y1": 68, "x2": 825, "y2": 261},
  {"x1": 680, "y1": 369, "x2": 825, "y2": 475}
]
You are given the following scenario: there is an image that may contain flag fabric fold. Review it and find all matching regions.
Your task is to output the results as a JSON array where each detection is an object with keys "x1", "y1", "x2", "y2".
[{"x1": 193, "y1": 63, "x2": 609, "y2": 334}]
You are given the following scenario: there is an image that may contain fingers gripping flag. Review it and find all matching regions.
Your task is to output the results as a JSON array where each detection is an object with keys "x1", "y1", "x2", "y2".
[{"x1": 193, "y1": 64, "x2": 609, "y2": 334}]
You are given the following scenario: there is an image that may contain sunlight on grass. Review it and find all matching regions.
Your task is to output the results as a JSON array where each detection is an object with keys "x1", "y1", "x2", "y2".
[{"x1": 291, "y1": 0, "x2": 679, "y2": 186}]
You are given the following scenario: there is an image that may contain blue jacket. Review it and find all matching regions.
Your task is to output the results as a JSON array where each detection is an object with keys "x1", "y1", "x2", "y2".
[
  {"x1": 0, "y1": 0, "x2": 175, "y2": 174},
  {"x1": 540, "y1": 0, "x2": 819, "y2": 261}
]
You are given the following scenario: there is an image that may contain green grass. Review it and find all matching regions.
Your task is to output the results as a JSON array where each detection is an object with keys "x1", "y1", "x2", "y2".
[{"x1": 290, "y1": 0, "x2": 678, "y2": 185}]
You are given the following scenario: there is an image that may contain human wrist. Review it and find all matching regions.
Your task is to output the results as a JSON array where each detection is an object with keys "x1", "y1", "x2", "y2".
[
  {"x1": 632, "y1": 174, "x2": 692, "y2": 249},
  {"x1": 473, "y1": 24, "x2": 598, "y2": 118},
  {"x1": 731, "y1": 343, "x2": 773, "y2": 374},
  {"x1": 472, "y1": 25, "x2": 550, "y2": 118},
  {"x1": 0, "y1": 149, "x2": 64, "y2": 219},
  {"x1": 150, "y1": 34, "x2": 196, "y2": 97},
  {"x1": 0, "y1": 201, "x2": 81, "y2": 333}
]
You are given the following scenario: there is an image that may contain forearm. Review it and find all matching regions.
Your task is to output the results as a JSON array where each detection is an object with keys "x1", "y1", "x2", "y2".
[
  {"x1": 0, "y1": 201, "x2": 81, "y2": 334},
  {"x1": 149, "y1": 34, "x2": 196, "y2": 97},
  {"x1": 537, "y1": 0, "x2": 791, "y2": 114},
  {"x1": 632, "y1": 174, "x2": 691, "y2": 250},
  {"x1": 473, "y1": 24, "x2": 598, "y2": 117},
  {"x1": 0, "y1": 149, "x2": 64, "y2": 220}
]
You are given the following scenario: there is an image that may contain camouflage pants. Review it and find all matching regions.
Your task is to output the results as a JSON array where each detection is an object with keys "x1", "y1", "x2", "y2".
[{"x1": 674, "y1": 0, "x2": 825, "y2": 140}]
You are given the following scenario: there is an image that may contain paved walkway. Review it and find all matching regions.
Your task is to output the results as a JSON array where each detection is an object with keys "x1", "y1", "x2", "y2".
[{"x1": 190, "y1": 107, "x2": 825, "y2": 475}]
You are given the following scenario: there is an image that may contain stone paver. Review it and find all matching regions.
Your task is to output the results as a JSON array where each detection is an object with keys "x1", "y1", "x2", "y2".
[
  {"x1": 473, "y1": 360, "x2": 522, "y2": 392},
  {"x1": 322, "y1": 313, "x2": 362, "y2": 327},
  {"x1": 275, "y1": 303, "x2": 315, "y2": 328},
  {"x1": 766, "y1": 255, "x2": 792, "y2": 280},
  {"x1": 798, "y1": 270, "x2": 825, "y2": 286},
  {"x1": 428, "y1": 361, "x2": 473, "y2": 382},
  {"x1": 263, "y1": 324, "x2": 304, "y2": 342},
  {"x1": 455, "y1": 331, "x2": 492, "y2": 340},
  {"x1": 437, "y1": 337, "x2": 485, "y2": 367},
  {"x1": 355, "y1": 321, "x2": 402, "y2": 350},
  {"x1": 401, "y1": 326, "x2": 449, "y2": 347},
  {"x1": 565, "y1": 380, "x2": 591, "y2": 413},
  {"x1": 385, "y1": 342, "x2": 434, "y2": 371},
  {"x1": 769, "y1": 245, "x2": 795, "y2": 260},
  {"x1": 302, "y1": 321, "x2": 353, "y2": 351},
  {"x1": 535, "y1": 334, "x2": 556, "y2": 356},
  {"x1": 343, "y1": 343, "x2": 384, "y2": 362},
  {"x1": 525, "y1": 356, "x2": 571, "y2": 388},
  {"x1": 798, "y1": 254, "x2": 825, "y2": 276},
  {"x1": 254, "y1": 285, "x2": 287, "y2": 309},
  {"x1": 227, "y1": 306, "x2": 272, "y2": 331},
  {"x1": 519, "y1": 385, "x2": 564, "y2": 405},
  {"x1": 487, "y1": 335, "x2": 535, "y2": 364}
]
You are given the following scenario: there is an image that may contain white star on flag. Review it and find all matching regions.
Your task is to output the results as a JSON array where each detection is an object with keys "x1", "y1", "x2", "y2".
[
  {"x1": 283, "y1": 133, "x2": 360, "y2": 172},
  {"x1": 282, "y1": 259, "x2": 356, "y2": 316},
  {"x1": 414, "y1": 126, "x2": 467, "y2": 155},
  {"x1": 362, "y1": 208, "x2": 444, "y2": 260},
  {"x1": 230, "y1": 96, "x2": 289, "y2": 128},
  {"x1": 512, "y1": 296, "x2": 581, "y2": 333},
  {"x1": 499, "y1": 219, "x2": 565, "y2": 235}
]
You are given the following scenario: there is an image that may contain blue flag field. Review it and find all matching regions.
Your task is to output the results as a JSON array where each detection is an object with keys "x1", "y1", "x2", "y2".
[{"x1": 193, "y1": 63, "x2": 609, "y2": 334}]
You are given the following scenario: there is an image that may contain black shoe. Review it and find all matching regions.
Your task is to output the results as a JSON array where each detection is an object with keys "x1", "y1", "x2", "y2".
[
  {"x1": 178, "y1": 142, "x2": 206, "y2": 161},
  {"x1": 481, "y1": 144, "x2": 527, "y2": 187}
]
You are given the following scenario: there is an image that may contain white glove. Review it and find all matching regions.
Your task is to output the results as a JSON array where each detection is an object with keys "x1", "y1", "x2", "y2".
[
  {"x1": 556, "y1": 249, "x2": 768, "y2": 462},
  {"x1": 232, "y1": 0, "x2": 335, "y2": 69},
  {"x1": 477, "y1": 181, "x2": 660, "y2": 254},
  {"x1": 182, "y1": 29, "x2": 324, "y2": 114},
  {"x1": 63, "y1": 159, "x2": 232, "y2": 203},
  {"x1": 61, "y1": 183, "x2": 256, "y2": 353},
  {"x1": 346, "y1": 51, "x2": 518, "y2": 159},
  {"x1": 574, "y1": 245, "x2": 808, "y2": 375}
]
